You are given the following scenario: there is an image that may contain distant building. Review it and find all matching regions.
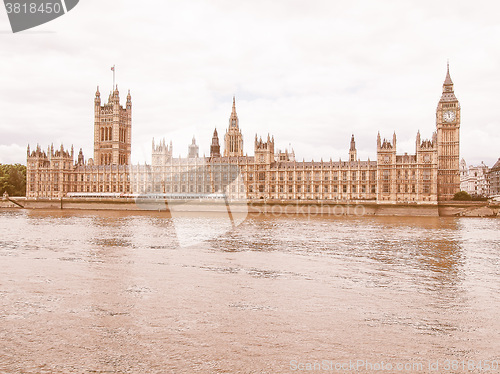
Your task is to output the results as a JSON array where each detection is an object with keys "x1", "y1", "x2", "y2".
[
  {"x1": 27, "y1": 65, "x2": 462, "y2": 202},
  {"x1": 460, "y1": 159, "x2": 489, "y2": 197},
  {"x1": 488, "y1": 158, "x2": 500, "y2": 197}
]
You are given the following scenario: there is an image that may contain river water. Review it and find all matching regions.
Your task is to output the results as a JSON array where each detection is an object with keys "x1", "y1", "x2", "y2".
[{"x1": 0, "y1": 209, "x2": 499, "y2": 373}]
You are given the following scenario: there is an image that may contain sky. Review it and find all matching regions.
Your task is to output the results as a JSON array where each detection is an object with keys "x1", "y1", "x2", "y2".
[{"x1": 0, "y1": 0, "x2": 499, "y2": 167}]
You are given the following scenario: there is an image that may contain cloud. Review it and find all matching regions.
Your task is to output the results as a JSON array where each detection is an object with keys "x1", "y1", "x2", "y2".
[{"x1": 0, "y1": 144, "x2": 26, "y2": 164}]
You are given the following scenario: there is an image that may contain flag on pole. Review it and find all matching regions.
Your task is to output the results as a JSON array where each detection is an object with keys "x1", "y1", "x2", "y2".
[{"x1": 111, "y1": 66, "x2": 115, "y2": 71}]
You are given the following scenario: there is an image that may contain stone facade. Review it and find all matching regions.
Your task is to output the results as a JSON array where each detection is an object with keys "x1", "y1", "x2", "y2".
[
  {"x1": 436, "y1": 63, "x2": 461, "y2": 200},
  {"x1": 27, "y1": 87, "x2": 132, "y2": 198},
  {"x1": 93, "y1": 86, "x2": 132, "y2": 166},
  {"x1": 460, "y1": 159, "x2": 490, "y2": 197},
  {"x1": 27, "y1": 66, "x2": 461, "y2": 202}
]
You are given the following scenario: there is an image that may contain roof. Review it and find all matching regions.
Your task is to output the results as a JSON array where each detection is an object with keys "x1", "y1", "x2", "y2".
[{"x1": 490, "y1": 158, "x2": 500, "y2": 172}]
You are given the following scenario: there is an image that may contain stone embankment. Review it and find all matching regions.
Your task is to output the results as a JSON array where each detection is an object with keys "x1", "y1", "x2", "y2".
[{"x1": 1, "y1": 198, "x2": 499, "y2": 217}]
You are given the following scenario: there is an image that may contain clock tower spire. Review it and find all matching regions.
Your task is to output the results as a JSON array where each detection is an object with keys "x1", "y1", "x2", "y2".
[{"x1": 436, "y1": 62, "x2": 461, "y2": 201}]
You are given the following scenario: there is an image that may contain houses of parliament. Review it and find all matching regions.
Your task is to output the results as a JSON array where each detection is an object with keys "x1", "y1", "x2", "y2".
[{"x1": 26, "y1": 65, "x2": 461, "y2": 202}]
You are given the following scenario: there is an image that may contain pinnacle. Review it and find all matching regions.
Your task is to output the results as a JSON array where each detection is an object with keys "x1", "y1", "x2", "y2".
[{"x1": 444, "y1": 61, "x2": 453, "y2": 86}]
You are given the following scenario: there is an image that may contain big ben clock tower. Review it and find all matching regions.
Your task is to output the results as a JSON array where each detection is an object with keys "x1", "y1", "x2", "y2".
[{"x1": 436, "y1": 62, "x2": 461, "y2": 201}]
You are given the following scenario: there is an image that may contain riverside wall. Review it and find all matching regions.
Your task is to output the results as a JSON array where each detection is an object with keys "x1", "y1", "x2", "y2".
[{"x1": 2, "y1": 197, "x2": 498, "y2": 217}]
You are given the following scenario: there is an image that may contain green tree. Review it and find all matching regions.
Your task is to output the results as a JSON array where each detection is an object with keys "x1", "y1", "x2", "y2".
[
  {"x1": 0, "y1": 164, "x2": 27, "y2": 197},
  {"x1": 453, "y1": 191, "x2": 472, "y2": 201}
]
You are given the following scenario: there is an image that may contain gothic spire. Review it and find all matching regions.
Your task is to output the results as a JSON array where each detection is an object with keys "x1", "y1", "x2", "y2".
[
  {"x1": 444, "y1": 60, "x2": 453, "y2": 86},
  {"x1": 440, "y1": 61, "x2": 458, "y2": 102},
  {"x1": 349, "y1": 134, "x2": 356, "y2": 151}
]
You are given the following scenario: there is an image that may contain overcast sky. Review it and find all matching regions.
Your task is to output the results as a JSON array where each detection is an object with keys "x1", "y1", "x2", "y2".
[{"x1": 0, "y1": 0, "x2": 499, "y2": 167}]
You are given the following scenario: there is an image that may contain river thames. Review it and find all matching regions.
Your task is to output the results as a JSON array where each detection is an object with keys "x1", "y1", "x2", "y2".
[{"x1": 0, "y1": 209, "x2": 499, "y2": 373}]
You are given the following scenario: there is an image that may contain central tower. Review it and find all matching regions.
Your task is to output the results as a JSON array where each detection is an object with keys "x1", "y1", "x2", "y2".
[
  {"x1": 436, "y1": 63, "x2": 460, "y2": 201},
  {"x1": 224, "y1": 97, "x2": 244, "y2": 157},
  {"x1": 94, "y1": 86, "x2": 132, "y2": 166}
]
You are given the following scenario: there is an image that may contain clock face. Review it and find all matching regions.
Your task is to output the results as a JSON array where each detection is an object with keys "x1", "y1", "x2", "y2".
[{"x1": 443, "y1": 110, "x2": 456, "y2": 123}]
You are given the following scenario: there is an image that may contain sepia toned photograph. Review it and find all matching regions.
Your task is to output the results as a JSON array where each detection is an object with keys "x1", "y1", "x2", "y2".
[{"x1": 1, "y1": 0, "x2": 500, "y2": 373}]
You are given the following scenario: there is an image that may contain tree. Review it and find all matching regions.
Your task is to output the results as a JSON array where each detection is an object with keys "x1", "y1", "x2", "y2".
[
  {"x1": 0, "y1": 164, "x2": 27, "y2": 197},
  {"x1": 453, "y1": 191, "x2": 472, "y2": 201}
]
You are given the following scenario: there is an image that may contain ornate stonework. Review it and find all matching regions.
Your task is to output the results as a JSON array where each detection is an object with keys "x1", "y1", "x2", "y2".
[
  {"x1": 27, "y1": 66, "x2": 460, "y2": 202},
  {"x1": 223, "y1": 97, "x2": 243, "y2": 157}
]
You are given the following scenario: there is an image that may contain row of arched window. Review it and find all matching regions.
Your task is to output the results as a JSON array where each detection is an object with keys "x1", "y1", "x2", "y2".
[
  {"x1": 100, "y1": 127, "x2": 128, "y2": 142},
  {"x1": 101, "y1": 153, "x2": 112, "y2": 165},
  {"x1": 100, "y1": 153, "x2": 128, "y2": 165},
  {"x1": 101, "y1": 127, "x2": 112, "y2": 141}
]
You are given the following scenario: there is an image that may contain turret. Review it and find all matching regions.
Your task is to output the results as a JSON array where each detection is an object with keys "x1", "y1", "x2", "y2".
[
  {"x1": 78, "y1": 148, "x2": 85, "y2": 165},
  {"x1": 224, "y1": 96, "x2": 244, "y2": 157},
  {"x1": 210, "y1": 128, "x2": 221, "y2": 158},
  {"x1": 188, "y1": 136, "x2": 199, "y2": 158},
  {"x1": 349, "y1": 134, "x2": 357, "y2": 162},
  {"x1": 126, "y1": 89, "x2": 132, "y2": 109},
  {"x1": 95, "y1": 86, "x2": 101, "y2": 106}
]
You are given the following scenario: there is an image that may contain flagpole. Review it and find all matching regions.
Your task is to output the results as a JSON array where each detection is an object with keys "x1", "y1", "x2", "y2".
[{"x1": 112, "y1": 65, "x2": 115, "y2": 90}]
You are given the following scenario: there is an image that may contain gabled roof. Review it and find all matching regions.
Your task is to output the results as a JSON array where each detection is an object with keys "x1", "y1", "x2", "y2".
[{"x1": 490, "y1": 158, "x2": 500, "y2": 172}]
